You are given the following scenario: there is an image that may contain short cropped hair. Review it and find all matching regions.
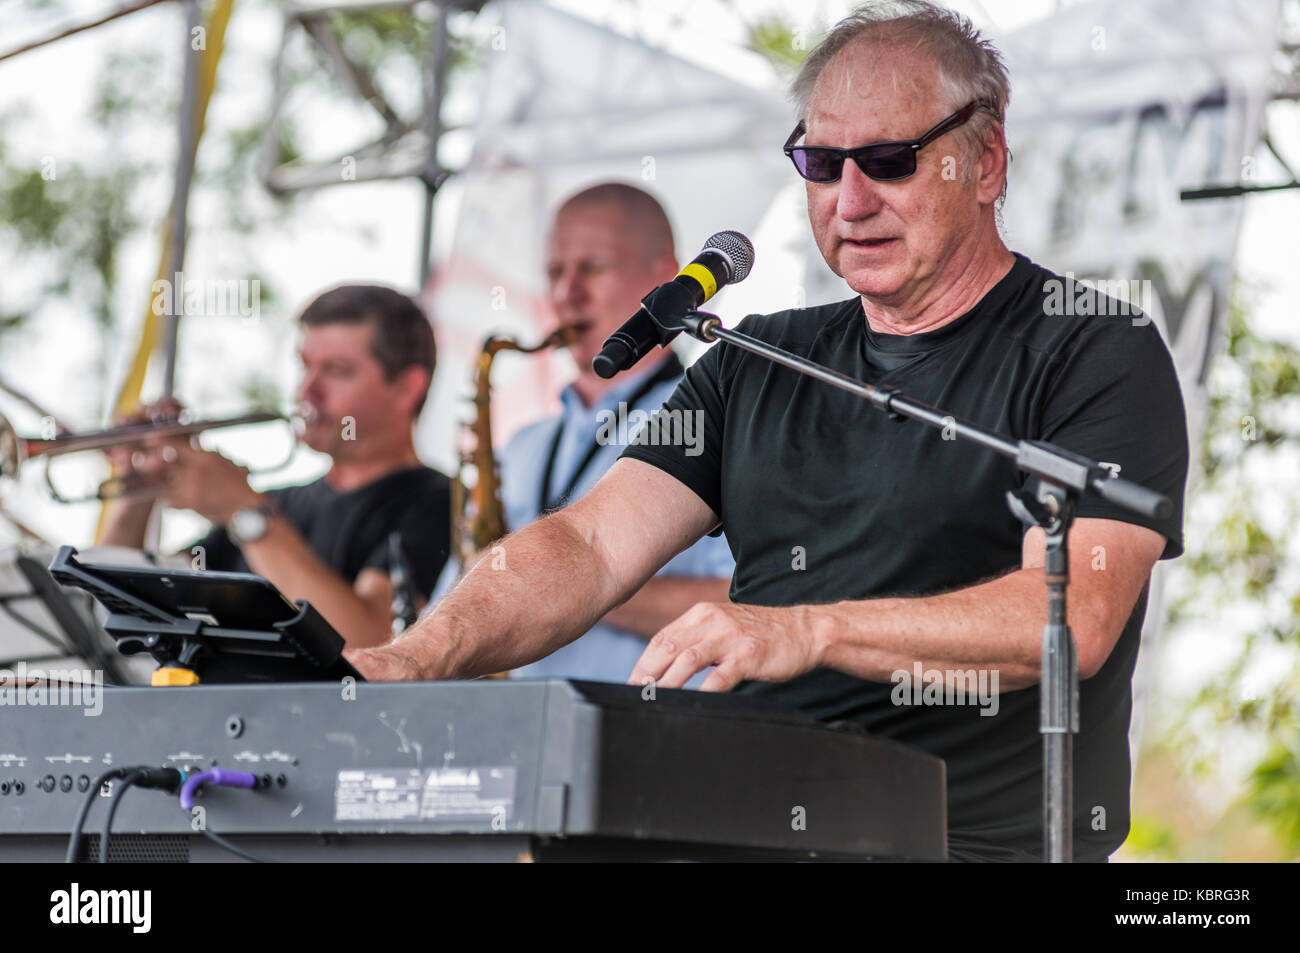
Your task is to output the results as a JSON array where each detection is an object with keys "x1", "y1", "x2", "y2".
[
  {"x1": 554, "y1": 182, "x2": 676, "y2": 263},
  {"x1": 298, "y1": 284, "x2": 436, "y2": 415}
]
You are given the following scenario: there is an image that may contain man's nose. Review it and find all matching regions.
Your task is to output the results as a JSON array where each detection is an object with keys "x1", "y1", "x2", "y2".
[
  {"x1": 551, "y1": 268, "x2": 586, "y2": 309},
  {"x1": 835, "y1": 157, "x2": 887, "y2": 220},
  {"x1": 297, "y1": 369, "x2": 321, "y2": 405}
]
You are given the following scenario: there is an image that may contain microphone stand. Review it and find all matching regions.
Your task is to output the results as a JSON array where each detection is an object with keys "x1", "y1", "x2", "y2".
[{"x1": 662, "y1": 309, "x2": 1172, "y2": 863}]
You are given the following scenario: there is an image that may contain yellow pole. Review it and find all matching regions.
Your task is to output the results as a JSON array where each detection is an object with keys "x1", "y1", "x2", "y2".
[
  {"x1": 110, "y1": 0, "x2": 236, "y2": 421},
  {"x1": 96, "y1": 0, "x2": 236, "y2": 543}
]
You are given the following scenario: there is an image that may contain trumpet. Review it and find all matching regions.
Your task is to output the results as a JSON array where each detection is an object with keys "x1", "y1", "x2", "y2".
[{"x1": 0, "y1": 410, "x2": 294, "y2": 503}]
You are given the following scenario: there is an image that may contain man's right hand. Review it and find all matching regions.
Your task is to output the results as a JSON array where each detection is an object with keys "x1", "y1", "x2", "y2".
[
  {"x1": 346, "y1": 643, "x2": 427, "y2": 682},
  {"x1": 95, "y1": 397, "x2": 186, "y2": 547}
]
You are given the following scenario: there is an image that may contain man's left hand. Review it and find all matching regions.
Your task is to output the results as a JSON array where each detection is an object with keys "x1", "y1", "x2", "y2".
[
  {"x1": 628, "y1": 602, "x2": 826, "y2": 692},
  {"x1": 159, "y1": 445, "x2": 261, "y2": 524}
]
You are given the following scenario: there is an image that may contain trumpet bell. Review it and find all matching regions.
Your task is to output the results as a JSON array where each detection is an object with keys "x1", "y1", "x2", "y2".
[{"x1": 0, "y1": 412, "x2": 24, "y2": 479}]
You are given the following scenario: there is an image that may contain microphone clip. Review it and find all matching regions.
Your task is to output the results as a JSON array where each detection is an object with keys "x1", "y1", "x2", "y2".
[
  {"x1": 639, "y1": 280, "x2": 698, "y2": 339},
  {"x1": 678, "y1": 310, "x2": 721, "y2": 343}
]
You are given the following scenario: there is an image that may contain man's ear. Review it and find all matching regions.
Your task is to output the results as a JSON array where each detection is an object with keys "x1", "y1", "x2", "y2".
[
  {"x1": 976, "y1": 121, "x2": 1008, "y2": 206},
  {"x1": 394, "y1": 364, "x2": 431, "y2": 420}
]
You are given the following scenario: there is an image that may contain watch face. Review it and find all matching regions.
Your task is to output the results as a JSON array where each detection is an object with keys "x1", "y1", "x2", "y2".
[{"x1": 231, "y1": 507, "x2": 269, "y2": 544}]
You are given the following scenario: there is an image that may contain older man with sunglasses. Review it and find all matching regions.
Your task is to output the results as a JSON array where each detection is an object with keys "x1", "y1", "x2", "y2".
[{"x1": 351, "y1": 0, "x2": 1188, "y2": 862}]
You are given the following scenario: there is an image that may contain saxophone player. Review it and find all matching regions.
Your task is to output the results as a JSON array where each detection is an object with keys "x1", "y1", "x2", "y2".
[{"x1": 435, "y1": 183, "x2": 735, "y2": 682}]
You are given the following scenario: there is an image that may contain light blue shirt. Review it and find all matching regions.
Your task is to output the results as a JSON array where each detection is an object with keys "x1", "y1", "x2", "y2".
[{"x1": 429, "y1": 355, "x2": 734, "y2": 684}]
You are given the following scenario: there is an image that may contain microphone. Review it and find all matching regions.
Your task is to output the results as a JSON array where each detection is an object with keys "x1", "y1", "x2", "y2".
[{"x1": 592, "y1": 230, "x2": 754, "y2": 379}]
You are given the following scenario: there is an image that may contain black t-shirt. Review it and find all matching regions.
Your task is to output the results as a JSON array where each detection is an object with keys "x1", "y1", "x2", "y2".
[
  {"x1": 622, "y1": 253, "x2": 1189, "y2": 861},
  {"x1": 191, "y1": 465, "x2": 452, "y2": 600}
]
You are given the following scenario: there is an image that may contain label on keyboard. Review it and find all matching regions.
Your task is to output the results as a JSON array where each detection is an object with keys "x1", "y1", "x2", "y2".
[
  {"x1": 335, "y1": 768, "x2": 425, "y2": 821},
  {"x1": 333, "y1": 766, "x2": 516, "y2": 826},
  {"x1": 419, "y1": 766, "x2": 516, "y2": 824}
]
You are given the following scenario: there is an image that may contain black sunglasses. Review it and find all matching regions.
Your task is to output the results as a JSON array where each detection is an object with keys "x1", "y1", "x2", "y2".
[{"x1": 784, "y1": 101, "x2": 982, "y2": 183}]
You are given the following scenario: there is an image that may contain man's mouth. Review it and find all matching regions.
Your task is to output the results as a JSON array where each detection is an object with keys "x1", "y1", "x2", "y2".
[
  {"x1": 295, "y1": 404, "x2": 322, "y2": 432},
  {"x1": 845, "y1": 237, "x2": 897, "y2": 249},
  {"x1": 564, "y1": 319, "x2": 597, "y2": 343}
]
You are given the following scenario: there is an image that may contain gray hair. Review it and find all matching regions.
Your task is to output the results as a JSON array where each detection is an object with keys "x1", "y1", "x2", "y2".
[{"x1": 792, "y1": 1, "x2": 1010, "y2": 175}]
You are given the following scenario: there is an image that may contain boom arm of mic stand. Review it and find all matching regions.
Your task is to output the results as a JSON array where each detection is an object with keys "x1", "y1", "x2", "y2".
[{"x1": 678, "y1": 310, "x2": 1174, "y2": 862}]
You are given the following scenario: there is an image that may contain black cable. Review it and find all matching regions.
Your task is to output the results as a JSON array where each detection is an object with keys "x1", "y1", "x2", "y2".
[
  {"x1": 99, "y1": 768, "x2": 146, "y2": 863},
  {"x1": 65, "y1": 768, "x2": 128, "y2": 863},
  {"x1": 71, "y1": 763, "x2": 271, "y2": 864},
  {"x1": 201, "y1": 828, "x2": 273, "y2": 863}
]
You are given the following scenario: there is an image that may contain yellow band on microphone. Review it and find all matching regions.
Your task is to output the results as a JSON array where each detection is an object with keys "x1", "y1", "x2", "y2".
[{"x1": 678, "y1": 262, "x2": 718, "y2": 301}]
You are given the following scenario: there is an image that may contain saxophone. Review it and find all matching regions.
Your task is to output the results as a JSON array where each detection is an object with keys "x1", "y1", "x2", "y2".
[{"x1": 450, "y1": 323, "x2": 585, "y2": 571}]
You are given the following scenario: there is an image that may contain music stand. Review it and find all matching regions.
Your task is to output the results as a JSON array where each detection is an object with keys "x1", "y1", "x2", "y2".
[
  {"x1": 48, "y1": 546, "x2": 362, "y2": 685},
  {"x1": 0, "y1": 545, "x2": 134, "y2": 683}
]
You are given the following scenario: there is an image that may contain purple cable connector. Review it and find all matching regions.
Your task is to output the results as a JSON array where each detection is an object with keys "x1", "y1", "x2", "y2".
[{"x1": 180, "y1": 768, "x2": 259, "y2": 811}]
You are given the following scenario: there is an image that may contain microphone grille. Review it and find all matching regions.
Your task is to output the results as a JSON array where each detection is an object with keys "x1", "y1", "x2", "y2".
[{"x1": 705, "y1": 230, "x2": 755, "y2": 283}]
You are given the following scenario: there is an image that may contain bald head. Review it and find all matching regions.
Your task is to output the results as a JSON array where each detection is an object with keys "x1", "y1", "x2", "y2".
[
  {"x1": 554, "y1": 183, "x2": 676, "y2": 265},
  {"x1": 545, "y1": 183, "x2": 680, "y2": 382}
]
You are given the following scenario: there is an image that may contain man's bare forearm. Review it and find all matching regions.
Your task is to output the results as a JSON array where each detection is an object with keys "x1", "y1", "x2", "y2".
[
  {"x1": 351, "y1": 459, "x2": 724, "y2": 682},
  {"x1": 602, "y1": 576, "x2": 732, "y2": 638},
  {"x1": 387, "y1": 509, "x2": 636, "y2": 680},
  {"x1": 638, "y1": 569, "x2": 1097, "y2": 692},
  {"x1": 813, "y1": 526, "x2": 1163, "y2": 690},
  {"x1": 240, "y1": 517, "x2": 391, "y2": 649},
  {"x1": 815, "y1": 568, "x2": 1048, "y2": 691},
  {"x1": 632, "y1": 518, "x2": 1166, "y2": 693}
]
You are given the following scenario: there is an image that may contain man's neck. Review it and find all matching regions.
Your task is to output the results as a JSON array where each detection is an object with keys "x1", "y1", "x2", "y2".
[
  {"x1": 326, "y1": 438, "x2": 421, "y2": 493},
  {"x1": 860, "y1": 223, "x2": 1015, "y2": 336}
]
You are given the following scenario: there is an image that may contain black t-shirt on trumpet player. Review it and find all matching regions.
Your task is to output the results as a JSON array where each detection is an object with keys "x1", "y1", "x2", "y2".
[
  {"x1": 189, "y1": 465, "x2": 452, "y2": 600},
  {"x1": 622, "y1": 252, "x2": 1189, "y2": 861}
]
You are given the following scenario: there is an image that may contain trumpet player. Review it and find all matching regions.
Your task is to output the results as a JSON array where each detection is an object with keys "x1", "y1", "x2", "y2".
[
  {"x1": 98, "y1": 284, "x2": 452, "y2": 649},
  {"x1": 436, "y1": 183, "x2": 734, "y2": 682}
]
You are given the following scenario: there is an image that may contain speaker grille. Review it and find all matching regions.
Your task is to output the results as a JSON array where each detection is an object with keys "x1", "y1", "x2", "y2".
[{"x1": 79, "y1": 834, "x2": 191, "y2": 863}]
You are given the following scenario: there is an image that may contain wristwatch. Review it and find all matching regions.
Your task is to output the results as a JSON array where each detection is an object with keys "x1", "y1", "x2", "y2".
[{"x1": 228, "y1": 503, "x2": 276, "y2": 546}]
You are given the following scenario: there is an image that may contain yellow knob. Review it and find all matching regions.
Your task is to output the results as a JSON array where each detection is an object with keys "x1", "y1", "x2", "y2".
[{"x1": 152, "y1": 667, "x2": 200, "y2": 687}]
